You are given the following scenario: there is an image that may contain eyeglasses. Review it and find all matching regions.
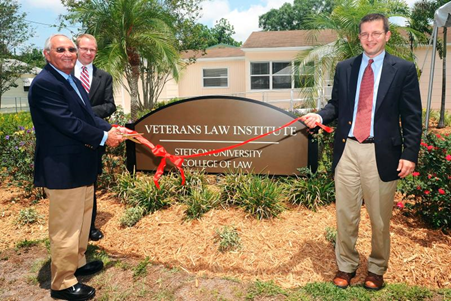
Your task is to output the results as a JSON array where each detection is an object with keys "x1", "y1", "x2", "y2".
[
  {"x1": 54, "y1": 47, "x2": 77, "y2": 53},
  {"x1": 359, "y1": 32, "x2": 385, "y2": 40},
  {"x1": 79, "y1": 47, "x2": 97, "y2": 53}
]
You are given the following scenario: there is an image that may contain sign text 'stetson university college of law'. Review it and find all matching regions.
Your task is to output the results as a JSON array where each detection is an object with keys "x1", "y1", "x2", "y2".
[{"x1": 125, "y1": 96, "x2": 317, "y2": 175}]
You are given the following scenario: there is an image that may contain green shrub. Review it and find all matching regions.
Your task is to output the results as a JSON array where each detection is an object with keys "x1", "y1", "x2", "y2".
[
  {"x1": 237, "y1": 175, "x2": 285, "y2": 219},
  {"x1": 115, "y1": 172, "x2": 173, "y2": 212},
  {"x1": 184, "y1": 186, "x2": 219, "y2": 220},
  {"x1": 152, "y1": 98, "x2": 183, "y2": 111},
  {"x1": 0, "y1": 112, "x2": 33, "y2": 137},
  {"x1": 215, "y1": 226, "x2": 241, "y2": 252},
  {"x1": 15, "y1": 239, "x2": 43, "y2": 250},
  {"x1": 219, "y1": 171, "x2": 251, "y2": 207},
  {"x1": 399, "y1": 132, "x2": 451, "y2": 231},
  {"x1": 324, "y1": 226, "x2": 337, "y2": 247},
  {"x1": 120, "y1": 206, "x2": 146, "y2": 227},
  {"x1": 0, "y1": 125, "x2": 42, "y2": 198},
  {"x1": 286, "y1": 167, "x2": 335, "y2": 211},
  {"x1": 114, "y1": 171, "x2": 138, "y2": 201},
  {"x1": 16, "y1": 208, "x2": 43, "y2": 225},
  {"x1": 133, "y1": 256, "x2": 151, "y2": 278},
  {"x1": 172, "y1": 169, "x2": 208, "y2": 202}
]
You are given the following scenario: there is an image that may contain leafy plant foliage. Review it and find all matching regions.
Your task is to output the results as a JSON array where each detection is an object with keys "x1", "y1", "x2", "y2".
[{"x1": 400, "y1": 132, "x2": 451, "y2": 232}]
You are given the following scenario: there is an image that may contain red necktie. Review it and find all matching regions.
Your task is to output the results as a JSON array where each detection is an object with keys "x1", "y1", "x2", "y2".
[
  {"x1": 354, "y1": 59, "x2": 374, "y2": 143},
  {"x1": 80, "y1": 66, "x2": 90, "y2": 93}
]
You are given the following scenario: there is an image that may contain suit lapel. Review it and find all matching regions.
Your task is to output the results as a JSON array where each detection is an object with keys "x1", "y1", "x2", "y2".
[
  {"x1": 47, "y1": 65, "x2": 87, "y2": 109},
  {"x1": 348, "y1": 55, "x2": 362, "y2": 112},
  {"x1": 375, "y1": 53, "x2": 397, "y2": 113},
  {"x1": 89, "y1": 66, "x2": 101, "y2": 99}
]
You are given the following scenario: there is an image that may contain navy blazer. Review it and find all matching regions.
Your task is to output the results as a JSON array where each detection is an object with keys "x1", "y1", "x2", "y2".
[
  {"x1": 28, "y1": 64, "x2": 112, "y2": 189},
  {"x1": 318, "y1": 53, "x2": 422, "y2": 182},
  {"x1": 88, "y1": 66, "x2": 116, "y2": 119}
]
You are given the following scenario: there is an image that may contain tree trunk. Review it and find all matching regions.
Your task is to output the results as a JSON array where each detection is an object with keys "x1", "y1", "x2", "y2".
[
  {"x1": 438, "y1": 27, "x2": 447, "y2": 129},
  {"x1": 125, "y1": 64, "x2": 140, "y2": 122}
]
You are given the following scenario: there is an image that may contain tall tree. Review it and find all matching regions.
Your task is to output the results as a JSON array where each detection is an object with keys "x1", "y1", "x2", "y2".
[
  {"x1": 295, "y1": 0, "x2": 412, "y2": 108},
  {"x1": 259, "y1": 0, "x2": 335, "y2": 31},
  {"x1": 15, "y1": 47, "x2": 46, "y2": 69},
  {"x1": 210, "y1": 18, "x2": 242, "y2": 46},
  {"x1": 0, "y1": 0, "x2": 34, "y2": 109},
  {"x1": 63, "y1": 0, "x2": 181, "y2": 120}
]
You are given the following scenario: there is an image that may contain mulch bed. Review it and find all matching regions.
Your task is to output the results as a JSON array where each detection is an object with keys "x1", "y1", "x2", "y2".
[{"x1": 1, "y1": 185, "x2": 450, "y2": 289}]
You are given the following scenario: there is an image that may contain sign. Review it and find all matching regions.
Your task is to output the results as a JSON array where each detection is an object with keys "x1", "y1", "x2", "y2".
[{"x1": 126, "y1": 96, "x2": 316, "y2": 175}]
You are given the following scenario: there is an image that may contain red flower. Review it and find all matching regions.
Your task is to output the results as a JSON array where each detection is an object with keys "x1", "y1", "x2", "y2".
[
  {"x1": 417, "y1": 186, "x2": 421, "y2": 190},
  {"x1": 439, "y1": 189, "x2": 446, "y2": 195},
  {"x1": 428, "y1": 174, "x2": 432, "y2": 179},
  {"x1": 396, "y1": 202, "x2": 404, "y2": 209},
  {"x1": 424, "y1": 190, "x2": 430, "y2": 195},
  {"x1": 436, "y1": 134, "x2": 445, "y2": 141},
  {"x1": 446, "y1": 155, "x2": 451, "y2": 161},
  {"x1": 427, "y1": 145, "x2": 434, "y2": 152},
  {"x1": 412, "y1": 172, "x2": 420, "y2": 177},
  {"x1": 420, "y1": 142, "x2": 428, "y2": 147}
]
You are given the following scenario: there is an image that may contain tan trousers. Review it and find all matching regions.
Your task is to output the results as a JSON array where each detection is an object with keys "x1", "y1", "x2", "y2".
[
  {"x1": 45, "y1": 185, "x2": 94, "y2": 290},
  {"x1": 334, "y1": 139, "x2": 397, "y2": 275}
]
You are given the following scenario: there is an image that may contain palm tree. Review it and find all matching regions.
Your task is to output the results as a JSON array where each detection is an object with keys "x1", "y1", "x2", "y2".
[
  {"x1": 295, "y1": 0, "x2": 414, "y2": 109},
  {"x1": 65, "y1": 0, "x2": 180, "y2": 120}
]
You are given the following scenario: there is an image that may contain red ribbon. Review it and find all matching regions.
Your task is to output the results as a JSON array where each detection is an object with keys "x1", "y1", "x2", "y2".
[{"x1": 113, "y1": 119, "x2": 333, "y2": 188}]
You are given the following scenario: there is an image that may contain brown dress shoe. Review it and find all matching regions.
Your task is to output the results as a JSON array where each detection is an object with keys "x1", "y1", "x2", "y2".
[
  {"x1": 364, "y1": 272, "x2": 384, "y2": 290},
  {"x1": 333, "y1": 270, "x2": 356, "y2": 289}
]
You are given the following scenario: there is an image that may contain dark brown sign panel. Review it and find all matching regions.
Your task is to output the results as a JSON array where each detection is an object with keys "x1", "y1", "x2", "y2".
[{"x1": 126, "y1": 96, "x2": 314, "y2": 175}]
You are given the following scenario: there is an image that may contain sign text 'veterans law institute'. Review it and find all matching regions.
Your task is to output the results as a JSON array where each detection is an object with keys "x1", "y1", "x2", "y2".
[{"x1": 126, "y1": 96, "x2": 313, "y2": 175}]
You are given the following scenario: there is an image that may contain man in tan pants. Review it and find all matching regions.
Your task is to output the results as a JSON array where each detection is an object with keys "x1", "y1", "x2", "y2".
[
  {"x1": 28, "y1": 34, "x2": 123, "y2": 300},
  {"x1": 301, "y1": 13, "x2": 422, "y2": 290}
]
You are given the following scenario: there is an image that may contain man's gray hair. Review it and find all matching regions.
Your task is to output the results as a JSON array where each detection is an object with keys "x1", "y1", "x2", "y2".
[{"x1": 43, "y1": 34, "x2": 77, "y2": 51}]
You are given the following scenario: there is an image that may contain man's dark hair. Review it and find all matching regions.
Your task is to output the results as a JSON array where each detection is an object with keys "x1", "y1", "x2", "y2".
[{"x1": 359, "y1": 13, "x2": 389, "y2": 33}]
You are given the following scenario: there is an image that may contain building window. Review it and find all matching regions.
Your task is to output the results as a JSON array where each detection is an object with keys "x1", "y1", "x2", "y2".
[
  {"x1": 251, "y1": 61, "x2": 310, "y2": 90},
  {"x1": 203, "y1": 68, "x2": 228, "y2": 88},
  {"x1": 272, "y1": 62, "x2": 291, "y2": 89},
  {"x1": 250, "y1": 62, "x2": 270, "y2": 90}
]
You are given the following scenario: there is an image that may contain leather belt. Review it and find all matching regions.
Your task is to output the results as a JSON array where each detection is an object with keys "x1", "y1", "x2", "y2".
[{"x1": 348, "y1": 136, "x2": 375, "y2": 144}]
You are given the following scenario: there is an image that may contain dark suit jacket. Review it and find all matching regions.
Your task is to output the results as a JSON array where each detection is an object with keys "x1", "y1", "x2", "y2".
[
  {"x1": 88, "y1": 66, "x2": 116, "y2": 119},
  {"x1": 28, "y1": 64, "x2": 112, "y2": 189},
  {"x1": 318, "y1": 52, "x2": 422, "y2": 182}
]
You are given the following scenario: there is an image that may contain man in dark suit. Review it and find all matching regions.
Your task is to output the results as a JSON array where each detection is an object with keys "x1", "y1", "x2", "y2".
[
  {"x1": 28, "y1": 34, "x2": 123, "y2": 300},
  {"x1": 74, "y1": 33, "x2": 117, "y2": 241},
  {"x1": 301, "y1": 14, "x2": 422, "y2": 290}
]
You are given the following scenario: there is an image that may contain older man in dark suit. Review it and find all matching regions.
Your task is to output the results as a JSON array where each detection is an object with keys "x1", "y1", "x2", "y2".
[
  {"x1": 301, "y1": 13, "x2": 422, "y2": 290},
  {"x1": 28, "y1": 34, "x2": 123, "y2": 300},
  {"x1": 74, "y1": 33, "x2": 117, "y2": 241}
]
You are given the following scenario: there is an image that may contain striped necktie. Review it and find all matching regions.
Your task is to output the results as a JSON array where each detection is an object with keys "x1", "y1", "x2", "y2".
[
  {"x1": 80, "y1": 66, "x2": 90, "y2": 93},
  {"x1": 354, "y1": 59, "x2": 374, "y2": 143}
]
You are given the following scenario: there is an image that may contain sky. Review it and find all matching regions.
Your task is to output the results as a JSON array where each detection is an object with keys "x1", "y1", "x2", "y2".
[{"x1": 17, "y1": 0, "x2": 418, "y2": 50}]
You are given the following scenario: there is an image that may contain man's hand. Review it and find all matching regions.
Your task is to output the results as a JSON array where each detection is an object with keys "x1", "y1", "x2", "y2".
[
  {"x1": 299, "y1": 113, "x2": 322, "y2": 129},
  {"x1": 106, "y1": 128, "x2": 124, "y2": 147},
  {"x1": 397, "y1": 159, "x2": 416, "y2": 178}
]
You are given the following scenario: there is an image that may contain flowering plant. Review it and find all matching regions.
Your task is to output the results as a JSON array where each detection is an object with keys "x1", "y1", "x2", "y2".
[{"x1": 399, "y1": 132, "x2": 451, "y2": 231}]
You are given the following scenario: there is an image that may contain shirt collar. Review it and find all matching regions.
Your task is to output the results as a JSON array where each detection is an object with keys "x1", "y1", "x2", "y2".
[
  {"x1": 49, "y1": 63, "x2": 70, "y2": 80},
  {"x1": 76, "y1": 59, "x2": 93, "y2": 71},
  {"x1": 362, "y1": 51, "x2": 385, "y2": 65}
]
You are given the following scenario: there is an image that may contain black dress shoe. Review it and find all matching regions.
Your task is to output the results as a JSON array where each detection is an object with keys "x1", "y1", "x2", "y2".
[
  {"x1": 50, "y1": 283, "x2": 95, "y2": 300},
  {"x1": 74, "y1": 260, "x2": 104, "y2": 277},
  {"x1": 89, "y1": 228, "x2": 104, "y2": 241}
]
